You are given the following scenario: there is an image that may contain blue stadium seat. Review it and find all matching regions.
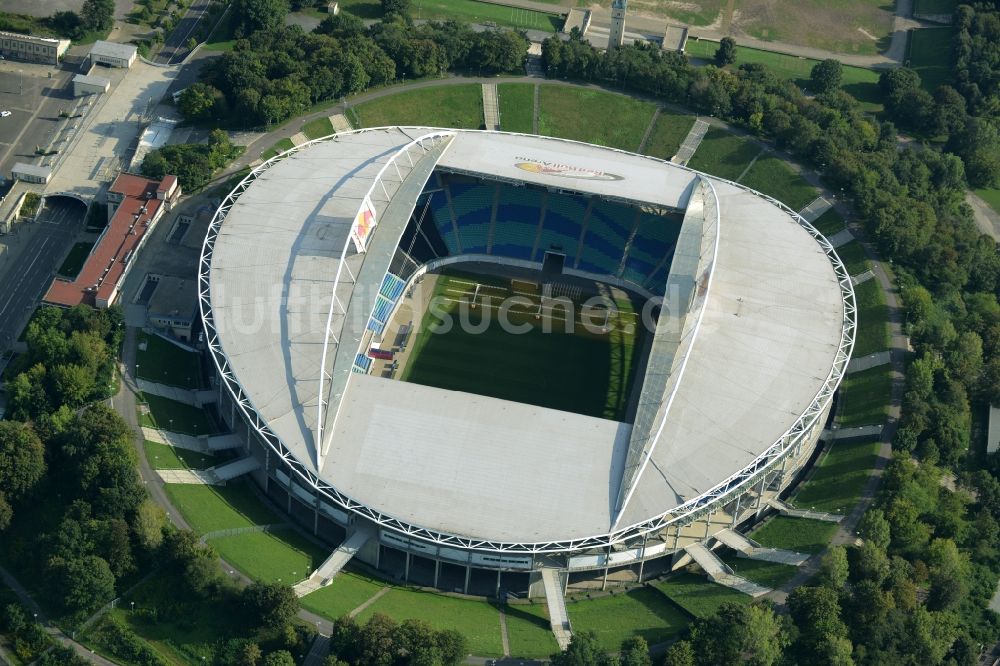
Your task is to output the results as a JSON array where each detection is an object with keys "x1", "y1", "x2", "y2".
[
  {"x1": 352, "y1": 353, "x2": 373, "y2": 374},
  {"x1": 449, "y1": 181, "x2": 494, "y2": 254},
  {"x1": 427, "y1": 191, "x2": 460, "y2": 255},
  {"x1": 537, "y1": 193, "x2": 587, "y2": 263},
  {"x1": 492, "y1": 186, "x2": 545, "y2": 260},
  {"x1": 379, "y1": 273, "x2": 406, "y2": 301}
]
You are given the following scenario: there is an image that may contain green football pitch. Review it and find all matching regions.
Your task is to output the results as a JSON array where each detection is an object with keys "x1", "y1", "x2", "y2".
[{"x1": 400, "y1": 270, "x2": 649, "y2": 421}]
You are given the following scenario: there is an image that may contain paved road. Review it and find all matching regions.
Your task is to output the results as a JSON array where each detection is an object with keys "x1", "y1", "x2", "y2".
[
  {"x1": 155, "y1": 0, "x2": 216, "y2": 65},
  {"x1": 0, "y1": 198, "x2": 84, "y2": 350}
]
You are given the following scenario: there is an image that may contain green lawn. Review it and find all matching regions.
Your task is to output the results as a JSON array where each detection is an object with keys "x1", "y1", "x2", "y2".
[
  {"x1": 203, "y1": 6, "x2": 238, "y2": 52},
  {"x1": 641, "y1": 111, "x2": 697, "y2": 160},
  {"x1": 837, "y1": 364, "x2": 892, "y2": 428},
  {"x1": 57, "y1": 241, "x2": 94, "y2": 278},
  {"x1": 302, "y1": 116, "x2": 334, "y2": 140},
  {"x1": 498, "y1": 83, "x2": 535, "y2": 134},
  {"x1": 208, "y1": 530, "x2": 327, "y2": 584},
  {"x1": 139, "y1": 394, "x2": 217, "y2": 435},
  {"x1": 717, "y1": 555, "x2": 799, "y2": 588},
  {"x1": 791, "y1": 438, "x2": 880, "y2": 514},
  {"x1": 750, "y1": 516, "x2": 838, "y2": 554},
  {"x1": 401, "y1": 272, "x2": 646, "y2": 420},
  {"x1": 143, "y1": 441, "x2": 216, "y2": 470},
  {"x1": 684, "y1": 39, "x2": 883, "y2": 111},
  {"x1": 162, "y1": 483, "x2": 282, "y2": 534},
  {"x1": 731, "y1": 0, "x2": 892, "y2": 56},
  {"x1": 737, "y1": 154, "x2": 818, "y2": 210},
  {"x1": 687, "y1": 127, "x2": 763, "y2": 181},
  {"x1": 654, "y1": 573, "x2": 750, "y2": 618},
  {"x1": 853, "y1": 278, "x2": 890, "y2": 357},
  {"x1": 834, "y1": 239, "x2": 871, "y2": 276},
  {"x1": 565, "y1": 588, "x2": 689, "y2": 650},
  {"x1": 300, "y1": 571, "x2": 387, "y2": 620},
  {"x1": 504, "y1": 603, "x2": 559, "y2": 658},
  {"x1": 811, "y1": 208, "x2": 846, "y2": 237},
  {"x1": 356, "y1": 589, "x2": 504, "y2": 657},
  {"x1": 354, "y1": 85, "x2": 484, "y2": 129},
  {"x1": 537, "y1": 87, "x2": 657, "y2": 152},
  {"x1": 974, "y1": 187, "x2": 1000, "y2": 216},
  {"x1": 908, "y1": 28, "x2": 952, "y2": 92},
  {"x1": 136, "y1": 331, "x2": 202, "y2": 389},
  {"x1": 261, "y1": 137, "x2": 296, "y2": 161},
  {"x1": 411, "y1": 0, "x2": 562, "y2": 30}
]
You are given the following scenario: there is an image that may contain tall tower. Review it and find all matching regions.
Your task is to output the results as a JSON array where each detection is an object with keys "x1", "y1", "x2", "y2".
[{"x1": 608, "y1": 0, "x2": 627, "y2": 49}]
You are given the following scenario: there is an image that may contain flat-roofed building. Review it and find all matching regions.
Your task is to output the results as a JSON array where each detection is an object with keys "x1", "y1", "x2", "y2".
[
  {"x1": 0, "y1": 31, "x2": 69, "y2": 64},
  {"x1": 44, "y1": 173, "x2": 181, "y2": 309},
  {"x1": 72, "y1": 73, "x2": 111, "y2": 97},
  {"x1": 12, "y1": 162, "x2": 52, "y2": 184},
  {"x1": 88, "y1": 40, "x2": 138, "y2": 69},
  {"x1": 146, "y1": 275, "x2": 198, "y2": 341}
]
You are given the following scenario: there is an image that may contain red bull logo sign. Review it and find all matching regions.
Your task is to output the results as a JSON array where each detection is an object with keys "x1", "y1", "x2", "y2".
[{"x1": 514, "y1": 157, "x2": 624, "y2": 181}]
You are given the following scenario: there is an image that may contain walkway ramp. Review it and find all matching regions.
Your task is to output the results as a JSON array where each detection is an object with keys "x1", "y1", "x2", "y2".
[
  {"x1": 767, "y1": 498, "x2": 844, "y2": 523},
  {"x1": 156, "y1": 469, "x2": 218, "y2": 485},
  {"x1": 207, "y1": 434, "x2": 243, "y2": 451},
  {"x1": 329, "y1": 114, "x2": 353, "y2": 133},
  {"x1": 293, "y1": 527, "x2": 374, "y2": 597},
  {"x1": 683, "y1": 542, "x2": 771, "y2": 598},
  {"x1": 142, "y1": 427, "x2": 207, "y2": 452},
  {"x1": 540, "y1": 568, "x2": 572, "y2": 650},
  {"x1": 209, "y1": 456, "x2": 260, "y2": 482},
  {"x1": 671, "y1": 118, "x2": 709, "y2": 166},
  {"x1": 798, "y1": 196, "x2": 832, "y2": 223},
  {"x1": 715, "y1": 529, "x2": 809, "y2": 566},
  {"x1": 829, "y1": 424, "x2": 884, "y2": 441},
  {"x1": 482, "y1": 84, "x2": 500, "y2": 131},
  {"x1": 847, "y1": 351, "x2": 890, "y2": 373},
  {"x1": 851, "y1": 269, "x2": 875, "y2": 286},
  {"x1": 827, "y1": 228, "x2": 854, "y2": 248},
  {"x1": 138, "y1": 379, "x2": 200, "y2": 406}
]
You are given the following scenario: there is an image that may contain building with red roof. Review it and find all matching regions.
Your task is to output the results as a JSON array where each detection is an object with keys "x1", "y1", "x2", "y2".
[{"x1": 44, "y1": 173, "x2": 180, "y2": 309}]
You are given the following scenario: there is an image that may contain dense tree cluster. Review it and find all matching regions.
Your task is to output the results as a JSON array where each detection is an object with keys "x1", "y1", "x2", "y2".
[
  {"x1": 325, "y1": 613, "x2": 468, "y2": 666},
  {"x1": 141, "y1": 129, "x2": 243, "y2": 191},
  {"x1": 183, "y1": 14, "x2": 527, "y2": 127}
]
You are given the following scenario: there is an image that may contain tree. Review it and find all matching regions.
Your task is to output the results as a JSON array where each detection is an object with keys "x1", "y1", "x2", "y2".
[
  {"x1": 80, "y1": 0, "x2": 114, "y2": 32},
  {"x1": 436, "y1": 629, "x2": 467, "y2": 666},
  {"x1": 178, "y1": 83, "x2": 224, "y2": 121},
  {"x1": 234, "y1": 0, "x2": 290, "y2": 37},
  {"x1": 690, "y1": 602, "x2": 786, "y2": 666},
  {"x1": 619, "y1": 636, "x2": 650, "y2": 666},
  {"x1": 53, "y1": 555, "x2": 116, "y2": 616},
  {"x1": 714, "y1": 37, "x2": 736, "y2": 67},
  {"x1": 262, "y1": 652, "x2": 296, "y2": 666},
  {"x1": 661, "y1": 640, "x2": 695, "y2": 666},
  {"x1": 238, "y1": 641, "x2": 263, "y2": 666},
  {"x1": 132, "y1": 499, "x2": 166, "y2": 551},
  {"x1": 818, "y1": 545, "x2": 849, "y2": 589},
  {"x1": 242, "y1": 582, "x2": 299, "y2": 631},
  {"x1": 381, "y1": 0, "x2": 411, "y2": 18},
  {"x1": 394, "y1": 619, "x2": 441, "y2": 666},
  {"x1": 359, "y1": 613, "x2": 398, "y2": 666},
  {"x1": 811, "y1": 59, "x2": 843, "y2": 93},
  {"x1": 551, "y1": 630, "x2": 616, "y2": 666},
  {"x1": 0, "y1": 421, "x2": 46, "y2": 507}
]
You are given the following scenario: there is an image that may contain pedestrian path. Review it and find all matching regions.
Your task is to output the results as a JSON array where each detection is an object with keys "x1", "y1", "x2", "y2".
[
  {"x1": 294, "y1": 528, "x2": 374, "y2": 597},
  {"x1": 766, "y1": 498, "x2": 844, "y2": 523},
  {"x1": 714, "y1": 528, "x2": 810, "y2": 566},
  {"x1": 290, "y1": 132, "x2": 309, "y2": 146},
  {"x1": 157, "y1": 468, "x2": 217, "y2": 484},
  {"x1": 671, "y1": 118, "x2": 709, "y2": 165},
  {"x1": 541, "y1": 568, "x2": 572, "y2": 650},
  {"x1": 142, "y1": 426, "x2": 205, "y2": 451},
  {"x1": 137, "y1": 378, "x2": 216, "y2": 407},
  {"x1": 684, "y1": 542, "x2": 771, "y2": 597},
  {"x1": 482, "y1": 84, "x2": 499, "y2": 131}
]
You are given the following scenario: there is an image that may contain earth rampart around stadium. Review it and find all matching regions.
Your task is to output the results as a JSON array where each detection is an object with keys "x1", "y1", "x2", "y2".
[{"x1": 199, "y1": 127, "x2": 854, "y2": 595}]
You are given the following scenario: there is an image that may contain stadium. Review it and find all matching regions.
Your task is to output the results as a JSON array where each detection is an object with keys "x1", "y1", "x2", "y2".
[{"x1": 198, "y1": 127, "x2": 855, "y2": 601}]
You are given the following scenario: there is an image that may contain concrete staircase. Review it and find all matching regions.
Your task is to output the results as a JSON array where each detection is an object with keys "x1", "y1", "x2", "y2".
[
  {"x1": 766, "y1": 498, "x2": 844, "y2": 523},
  {"x1": 293, "y1": 528, "x2": 374, "y2": 597},
  {"x1": 798, "y1": 196, "x2": 832, "y2": 223},
  {"x1": 143, "y1": 427, "x2": 206, "y2": 452},
  {"x1": 684, "y1": 542, "x2": 771, "y2": 598},
  {"x1": 540, "y1": 568, "x2": 572, "y2": 650},
  {"x1": 714, "y1": 528, "x2": 809, "y2": 566},
  {"x1": 207, "y1": 434, "x2": 243, "y2": 451},
  {"x1": 482, "y1": 84, "x2": 500, "y2": 131}
]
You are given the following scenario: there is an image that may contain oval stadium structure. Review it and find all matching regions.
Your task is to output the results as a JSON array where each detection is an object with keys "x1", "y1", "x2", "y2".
[{"x1": 199, "y1": 127, "x2": 855, "y2": 600}]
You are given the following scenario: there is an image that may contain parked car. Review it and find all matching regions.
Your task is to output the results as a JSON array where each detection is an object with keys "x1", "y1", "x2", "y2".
[{"x1": 0, "y1": 111, "x2": 11, "y2": 118}]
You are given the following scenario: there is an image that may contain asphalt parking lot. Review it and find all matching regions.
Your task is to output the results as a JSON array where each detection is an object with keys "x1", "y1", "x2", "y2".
[
  {"x1": 2, "y1": 0, "x2": 136, "y2": 20},
  {"x1": 0, "y1": 64, "x2": 74, "y2": 182}
]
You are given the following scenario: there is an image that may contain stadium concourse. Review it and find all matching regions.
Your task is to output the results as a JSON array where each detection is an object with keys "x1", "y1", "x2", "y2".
[{"x1": 199, "y1": 128, "x2": 854, "y2": 625}]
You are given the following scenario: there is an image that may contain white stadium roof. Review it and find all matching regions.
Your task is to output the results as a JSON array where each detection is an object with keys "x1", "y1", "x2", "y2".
[{"x1": 201, "y1": 128, "x2": 852, "y2": 550}]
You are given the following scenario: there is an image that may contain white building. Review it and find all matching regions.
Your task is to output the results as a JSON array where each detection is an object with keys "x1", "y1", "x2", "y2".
[
  {"x1": 88, "y1": 40, "x2": 138, "y2": 69},
  {"x1": 72, "y1": 73, "x2": 111, "y2": 97},
  {"x1": 0, "y1": 31, "x2": 69, "y2": 65}
]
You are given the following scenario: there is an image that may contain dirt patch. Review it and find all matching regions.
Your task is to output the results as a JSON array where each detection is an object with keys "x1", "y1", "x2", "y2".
[{"x1": 731, "y1": 0, "x2": 893, "y2": 55}]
